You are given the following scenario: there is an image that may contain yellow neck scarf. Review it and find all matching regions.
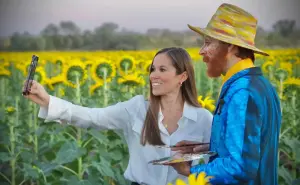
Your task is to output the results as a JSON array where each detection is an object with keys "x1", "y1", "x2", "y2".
[
  {"x1": 217, "y1": 58, "x2": 255, "y2": 97},
  {"x1": 221, "y1": 58, "x2": 255, "y2": 86}
]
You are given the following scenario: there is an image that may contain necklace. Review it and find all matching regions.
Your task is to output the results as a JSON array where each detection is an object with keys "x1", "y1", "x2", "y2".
[{"x1": 163, "y1": 123, "x2": 168, "y2": 129}]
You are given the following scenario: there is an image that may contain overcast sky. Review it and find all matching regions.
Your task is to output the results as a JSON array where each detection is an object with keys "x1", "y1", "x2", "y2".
[{"x1": 0, "y1": 0, "x2": 299, "y2": 36}]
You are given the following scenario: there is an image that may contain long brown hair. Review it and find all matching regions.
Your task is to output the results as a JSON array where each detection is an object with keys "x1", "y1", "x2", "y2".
[{"x1": 141, "y1": 47, "x2": 200, "y2": 146}]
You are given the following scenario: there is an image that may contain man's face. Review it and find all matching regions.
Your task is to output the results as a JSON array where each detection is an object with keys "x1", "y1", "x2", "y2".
[{"x1": 199, "y1": 36, "x2": 229, "y2": 78}]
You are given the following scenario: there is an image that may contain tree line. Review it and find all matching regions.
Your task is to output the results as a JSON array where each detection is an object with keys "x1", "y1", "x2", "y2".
[{"x1": 0, "y1": 19, "x2": 299, "y2": 51}]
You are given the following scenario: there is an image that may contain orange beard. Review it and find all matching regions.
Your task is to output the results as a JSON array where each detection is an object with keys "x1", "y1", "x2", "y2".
[{"x1": 203, "y1": 44, "x2": 228, "y2": 78}]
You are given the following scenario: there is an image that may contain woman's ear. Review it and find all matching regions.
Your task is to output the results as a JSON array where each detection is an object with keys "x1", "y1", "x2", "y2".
[{"x1": 181, "y1": 71, "x2": 188, "y2": 82}]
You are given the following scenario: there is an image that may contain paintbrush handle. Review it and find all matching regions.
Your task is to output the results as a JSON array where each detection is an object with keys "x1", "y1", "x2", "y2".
[{"x1": 170, "y1": 142, "x2": 210, "y2": 148}]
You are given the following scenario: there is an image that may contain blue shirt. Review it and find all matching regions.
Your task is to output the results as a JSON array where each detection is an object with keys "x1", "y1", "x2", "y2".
[{"x1": 190, "y1": 67, "x2": 282, "y2": 185}]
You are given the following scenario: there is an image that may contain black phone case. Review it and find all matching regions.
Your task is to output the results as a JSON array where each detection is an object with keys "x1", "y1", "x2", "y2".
[{"x1": 22, "y1": 55, "x2": 39, "y2": 96}]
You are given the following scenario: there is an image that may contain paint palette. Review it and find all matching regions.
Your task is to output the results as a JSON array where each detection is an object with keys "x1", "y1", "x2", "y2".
[{"x1": 148, "y1": 151, "x2": 217, "y2": 165}]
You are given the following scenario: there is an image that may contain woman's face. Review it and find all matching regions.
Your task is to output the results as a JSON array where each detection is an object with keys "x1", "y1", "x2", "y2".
[{"x1": 150, "y1": 53, "x2": 184, "y2": 96}]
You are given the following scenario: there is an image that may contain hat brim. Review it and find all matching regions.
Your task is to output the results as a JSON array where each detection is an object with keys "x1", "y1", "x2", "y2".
[{"x1": 187, "y1": 24, "x2": 269, "y2": 56}]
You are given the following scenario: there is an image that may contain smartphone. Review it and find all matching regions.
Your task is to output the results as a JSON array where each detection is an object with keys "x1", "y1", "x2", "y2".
[{"x1": 22, "y1": 55, "x2": 39, "y2": 96}]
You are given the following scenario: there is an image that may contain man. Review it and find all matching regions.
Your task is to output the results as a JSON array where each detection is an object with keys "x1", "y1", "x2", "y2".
[{"x1": 170, "y1": 3, "x2": 282, "y2": 185}]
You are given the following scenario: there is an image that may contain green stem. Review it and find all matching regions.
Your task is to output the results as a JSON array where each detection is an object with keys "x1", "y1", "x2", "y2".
[
  {"x1": 64, "y1": 132, "x2": 77, "y2": 141},
  {"x1": 75, "y1": 74, "x2": 82, "y2": 180},
  {"x1": 33, "y1": 103, "x2": 38, "y2": 159},
  {"x1": 102, "y1": 68, "x2": 108, "y2": 107},
  {"x1": 82, "y1": 137, "x2": 94, "y2": 148},
  {"x1": 87, "y1": 66, "x2": 92, "y2": 97},
  {"x1": 77, "y1": 129, "x2": 82, "y2": 180},
  {"x1": 279, "y1": 78, "x2": 284, "y2": 113},
  {"x1": 209, "y1": 78, "x2": 214, "y2": 96},
  {"x1": 54, "y1": 84, "x2": 61, "y2": 97},
  {"x1": 97, "y1": 89, "x2": 102, "y2": 106},
  {"x1": 19, "y1": 179, "x2": 26, "y2": 185},
  {"x1": 9, "y1": 96, "x2": 19, "y2": 185},
  {"x1": 27, "y1": 101, "x2": 34, "y2": 152},
  {"x1": 59, "y1": 165, "x2": 78, "y2": 176},
  {"x1": 291, "y1": 91, "x2": 297, "y2": 129},
  {"x1": 269, "y1": 68, "x2": 274, "y2": 81},
  {"x1": 0, "y1": 172, "x2": 11, "y2": 184},
  {"x1": 0, "y1": 78, "x2": 5, "y2": 110},
  {"x1": 198, "y1": 63, "x2": 202, "y2": 95},
  {"x1": 125, "y1": 63, "x2": 128, "y2": 75}
]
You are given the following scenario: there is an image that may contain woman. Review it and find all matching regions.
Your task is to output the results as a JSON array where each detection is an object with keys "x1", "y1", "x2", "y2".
[{"x1": 23, "y1": 47, "x2": 213, "y2": 185}]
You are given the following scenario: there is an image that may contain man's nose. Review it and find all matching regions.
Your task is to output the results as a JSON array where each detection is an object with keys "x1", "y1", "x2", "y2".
[{"x1": 199, "y1": 46, "x2": 205, "y2": 56}]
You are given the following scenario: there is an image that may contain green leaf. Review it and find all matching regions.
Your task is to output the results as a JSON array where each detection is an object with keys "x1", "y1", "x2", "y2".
[
  {"x1": 92, "y1": 157, "x2": 115, "y2": 180},
  {"x1": 36, "y1": 162, "x2": 59, "y2": 176},
  {"x1": 68, "y1": 178, "x2": 93, "y2": 185},
  {"x1": 278, "y1": 166, "x2": 293, "y2": 185},
  {"x1": 20, "y1": 151, "x2": 34, "y2": 163},
  {"x1": 36, "y1": 125, "x2": 48, "y2": 136},
  {"x1": 109, "y1": 149, "x2": 123, "y2": 161},
  {"x1": 64, "y1": 175, "x2": 97, "y2": 185},
  {"x1": 0, "y1": 152, "x2": 11, "y2": 162},
  {"x1": 22, "y1": 163, "x2": 40, "y2": 179},
  {"x1": 54, "y1": 141, "x2": 86, "y2": 164},
  {"x1": 89, "y1": 129, "x2": 108, "y2": 143},
  {"x1": 283, "y1": 137, "x2": 300, "y2": 162}
]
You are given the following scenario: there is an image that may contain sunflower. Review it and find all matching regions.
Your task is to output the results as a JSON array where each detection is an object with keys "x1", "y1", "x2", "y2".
[
  {"x1": 293, "y1": 59, "x2": 300, "y2": 78},
  {"x1": 34, "y1": 66, "x2": 48, "y2": 85},
  {"x1": 143, "y1": 60, "x2": 153, "y2": 75},
  {"x1": 5, "y1": 106, "x2": 15, "y2": 113},
  {"x1": 63, "y1": 59, "x2": 87, "y2": 88},
  {"x1": 91, "y1": 59, "x2": 116, "y2": 84},
  {"x1": 117, "y1": 73, "x2": 146, "y2": 87},
  {"x1": 283, "y1": 77, "x2": 300, "y2": 90},
  {"x1": 279, "y1": 62, "x2": 293, "y2": 76},
  {"x1": 0, "y1": 66, "x2": 11, "y2": 77},
  {"x1": 281, "y1": 77, "x2": 300, "y2": 100},
  {"x1": 168, "y1": 172, "x2": 213, "y2": 185},
  {"x1": 261, "y1": 60, "x2": 275, "y2": 74},
  {"x1": 198, "y1": 95, "x2": 216, "y2": 112},
  {"x1": 274, "y1": 62, "x2": 292, "y2": 82},
  {"x1": 84, "y1": 60, "x2": 95, "y2": 68},
  {"x1": 117, "y1": 55, "x2": 136, "y2": 75},
  {"x1": 46, "y1": 75, "x2": 65, "y2": 91},
  {"x1": 89, "y1": 81, "x2": 104, "y2": 95},
  {"x1": 14, "y1": 60, "x2": 28, "y2": 76},
  {"x1": 51, "y1": 58, "x2": 65, "y2": 76}
]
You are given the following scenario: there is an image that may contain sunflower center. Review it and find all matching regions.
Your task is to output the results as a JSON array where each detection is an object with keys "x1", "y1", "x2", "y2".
[
  {"x1": 96, "y1": 63, "x2": 113, "y2": 80},
  {"x1": 120, "y1": 59, "x2": 133, "y2": 71},
  {"x1": 67, "y1": 66, "x2": 84, "y2": 84}
]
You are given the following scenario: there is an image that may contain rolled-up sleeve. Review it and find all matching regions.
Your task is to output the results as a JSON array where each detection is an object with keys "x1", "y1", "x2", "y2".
[
  {"x1": 190, "y1": 89, "x2": 262, "y2": 184},
  {"x1": 38, "y1": 95, "x2": 144, "y2": 131}
]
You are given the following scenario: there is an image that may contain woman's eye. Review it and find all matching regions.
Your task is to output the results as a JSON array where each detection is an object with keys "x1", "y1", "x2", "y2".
[{"x1": 160, "y1": 68, "x2": 166, "y2": 72}]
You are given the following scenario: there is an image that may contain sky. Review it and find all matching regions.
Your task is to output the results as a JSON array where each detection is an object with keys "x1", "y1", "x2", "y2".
[{"x1": 0, "y1": 0, "x2": 299, "y2": 37}]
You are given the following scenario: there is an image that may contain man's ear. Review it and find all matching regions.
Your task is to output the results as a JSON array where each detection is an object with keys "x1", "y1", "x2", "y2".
[{"x1": 228, "y1": 44, "x2": 238, "y2": 55}]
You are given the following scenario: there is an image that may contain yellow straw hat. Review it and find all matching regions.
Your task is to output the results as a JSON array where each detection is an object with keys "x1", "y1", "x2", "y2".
[{"x1": 188, "y1": 3, "x2": 269, "y2": 56}]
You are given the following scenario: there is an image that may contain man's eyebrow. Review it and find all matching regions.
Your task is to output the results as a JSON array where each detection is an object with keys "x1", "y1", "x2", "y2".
[{"x1": 204, "y1": 37, "x2": 212, "y2": 41}]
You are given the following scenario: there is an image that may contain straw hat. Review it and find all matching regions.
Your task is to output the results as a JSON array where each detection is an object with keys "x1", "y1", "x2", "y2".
[{"x1": 188, "y1": 3, "x2": 269, "y2": 56}]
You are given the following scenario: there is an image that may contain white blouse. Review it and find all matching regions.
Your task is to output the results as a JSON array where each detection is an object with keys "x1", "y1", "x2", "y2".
[{"x1": 38, "y1": 95, "x2": 213, "y2": 185}]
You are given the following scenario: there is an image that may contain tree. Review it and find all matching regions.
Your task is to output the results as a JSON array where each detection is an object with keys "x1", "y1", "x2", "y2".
[
  {"x1": 41, "y1": 23, "x2": 60, "y2": 36},
  {"x1": 94, "y1": 22, "x2": 119, "y2": 49},
  {"x1": 59, "y1": 21, "x2": 81, "y2": 35},
  {"x1": 272, "y1": 19, "x2": 296, "y2": 37}
]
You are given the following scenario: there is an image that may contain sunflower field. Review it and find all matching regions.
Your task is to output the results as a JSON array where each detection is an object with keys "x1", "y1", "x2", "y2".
[{"x1": 0, "y1": 48, "x2": 299, "y2": 185}]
